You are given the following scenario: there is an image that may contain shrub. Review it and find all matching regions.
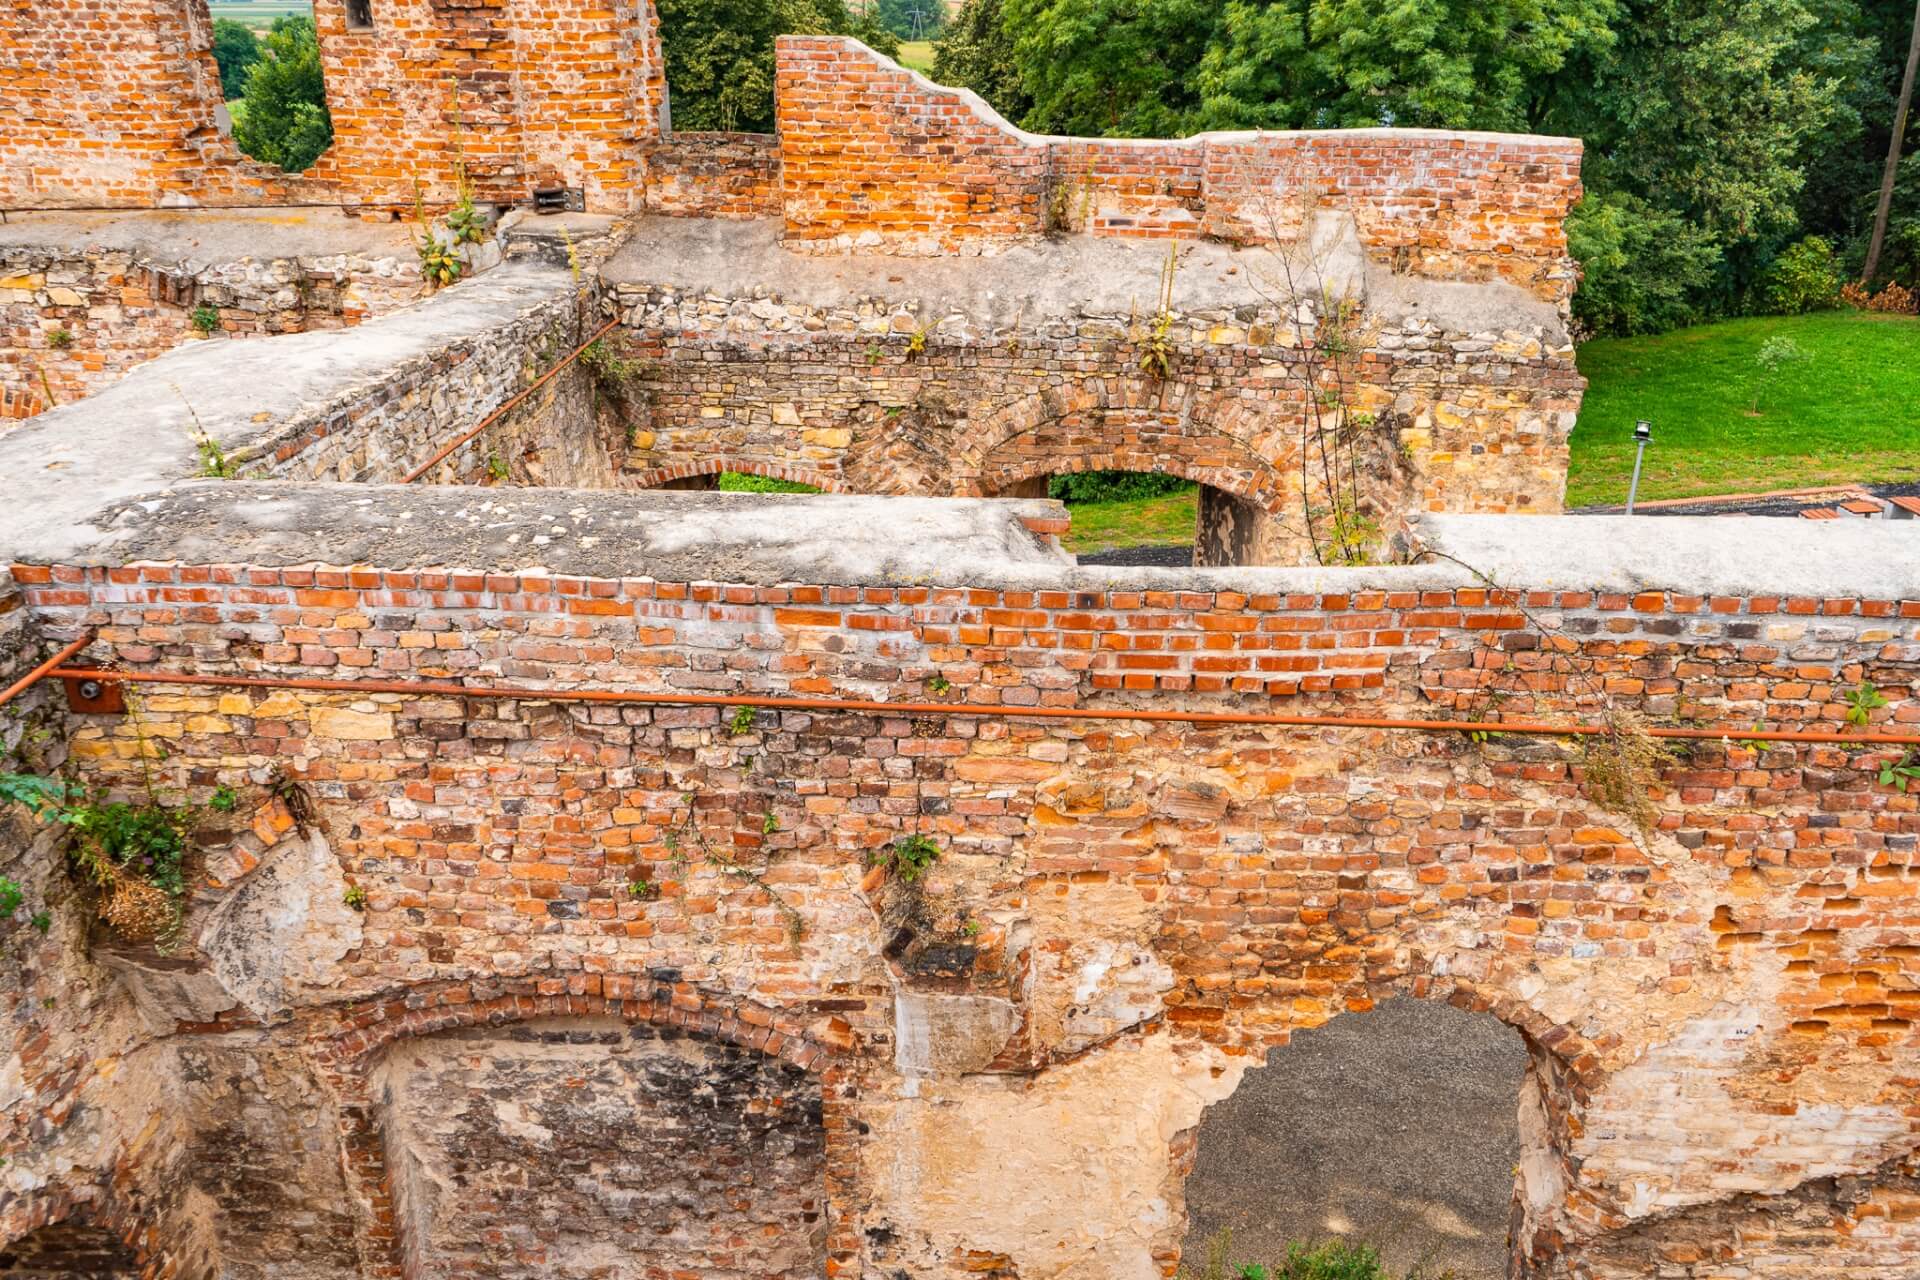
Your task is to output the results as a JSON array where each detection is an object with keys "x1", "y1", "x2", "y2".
[
  {"x1": 1759, "y1": 237, "x2": 1841, "y2": 315},
  {"x1": 189, "y1": 304, "x2": 220, "y2": 336},
  {"x1": 717, "y1": 471, "x2": 820, "y2": 494},
  {"x1": 1047, "y1": 471, "x2": 1193, "y2": 503},
  {"x1": 231, "y1": 17, "x2": 332, "y2": 173},
  {"x1": 1568, "y1": 191, "x2": 1722, "y2": 337}
]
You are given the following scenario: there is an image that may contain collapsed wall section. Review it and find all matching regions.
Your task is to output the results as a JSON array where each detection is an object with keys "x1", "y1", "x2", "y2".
[{"x1": 0, "y1": 223, "x2": 426, "y2": 421}]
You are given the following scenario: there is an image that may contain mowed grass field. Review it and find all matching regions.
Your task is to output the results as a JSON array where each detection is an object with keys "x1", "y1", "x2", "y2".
[
  {"x1": 897, "y1": 40, "x2": 936, "y2": 71},
  {"x1": 1568, "y1": 309, "x2": 1920, "y2": 507},
  {"x1": 208, "y1": 0, "x2": 311, "y2": 27}
]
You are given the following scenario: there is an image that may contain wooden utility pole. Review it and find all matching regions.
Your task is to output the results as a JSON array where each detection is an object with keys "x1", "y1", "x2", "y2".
[{"x1": 1863, "y1": 0, "x2": 1920, "y2": 285}]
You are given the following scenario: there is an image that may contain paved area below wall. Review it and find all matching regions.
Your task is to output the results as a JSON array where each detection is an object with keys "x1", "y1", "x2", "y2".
[
  {"x1": 1181, "y1": 998, "x2": 1529, "y2": 1280},
  {"x1": 0, "y1": 206, "x2": 419, "y2": 264}
]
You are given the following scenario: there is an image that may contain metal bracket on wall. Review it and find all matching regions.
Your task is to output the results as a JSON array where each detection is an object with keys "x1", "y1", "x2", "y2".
[{"x1": 63, "y1": 675, "x2": 125, "y2": 716}]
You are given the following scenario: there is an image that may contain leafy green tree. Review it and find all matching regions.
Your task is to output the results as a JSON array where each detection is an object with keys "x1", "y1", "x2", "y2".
[
  {"x1": 231, "y1": 16, "x2": 332, "y2": 173},
  {"x1": 1544, "y1": 0, "x2": 1876, "y2": 321},
  {"x1": 658, "y1": 0, "x2": 899, "y2": 133},
  {"x1": 1195, "y1": 0, "x2": 1618, "y2": 133},
  {"x1": 931, "y1": 0, "x2": 1030, "y2": 120},
  {"x1": 999, "y1": 0, "x2": 1216, "y2": 136},
  {"x1": 210, "y1": 18, "x2": 261, "y2": 101}
]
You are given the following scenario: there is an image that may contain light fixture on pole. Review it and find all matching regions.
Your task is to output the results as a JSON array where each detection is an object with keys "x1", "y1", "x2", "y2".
[{"x1": 1626, "y1": 420, "x2": 1652, "y2": 514}]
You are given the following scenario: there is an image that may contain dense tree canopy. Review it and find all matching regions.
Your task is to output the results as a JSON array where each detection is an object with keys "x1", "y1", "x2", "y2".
[
  {"x1": 231, "y1": 17, "x2": 332, "y2": 174},
  {"x1": 210, "y1": 18, "x2": 261, "y2": 101},
  {"x1": 657, "y1": 0, "x2": 899, "y2": 132},
  {"x1": 932, "y1": 0, "x2": 1920, "y2": 334}
]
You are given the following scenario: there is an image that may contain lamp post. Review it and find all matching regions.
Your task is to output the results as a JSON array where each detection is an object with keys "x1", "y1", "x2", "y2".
[{"x1": 1626, "y1": 420, "x2": 1652, "y2": 514}]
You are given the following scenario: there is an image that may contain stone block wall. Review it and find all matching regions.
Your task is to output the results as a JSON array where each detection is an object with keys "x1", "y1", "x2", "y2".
[
  {"x1": 608, "y1": 275, "x2": 1582, "y2": 557},
  {"x1": 4, "y1": 508, "x2": 1920, "y2": 1278},
  {"x1": 0, "y1": 245, "x2": 425, "y2": 422}
]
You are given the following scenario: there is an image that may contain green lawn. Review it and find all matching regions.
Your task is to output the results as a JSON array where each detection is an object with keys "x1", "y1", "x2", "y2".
[
  {"x1": 1569, "y1": 309, "x2": 1920, "y2": 507},
  {"x1": 897, "y1": 41, "x2": 936, "y2": 72},
  {"x1": 1059, "y1": 489, "x2": 1197, "y2": 555}
]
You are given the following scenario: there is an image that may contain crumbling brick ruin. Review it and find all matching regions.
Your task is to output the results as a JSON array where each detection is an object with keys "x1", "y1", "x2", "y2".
[{"x1": 3, "y1": 5, "x2": 1918, "y2": 1280}]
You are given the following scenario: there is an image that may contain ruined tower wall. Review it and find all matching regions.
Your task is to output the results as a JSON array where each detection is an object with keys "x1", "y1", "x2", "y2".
[{"x1": 0, "y1": 0, "x2": 667, "y2": 213}]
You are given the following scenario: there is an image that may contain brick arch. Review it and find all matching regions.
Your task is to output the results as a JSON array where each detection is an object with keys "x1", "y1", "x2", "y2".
[
  {"x1": 314, "y1": 980, "x2": 858, "y2": 1279},
  {"x1": 954, "y1": 383, "x2": 1297, "y2": 512},
  {"x1": 0, "y1": 1191, "x2": 149, "y2": 1278},
  {"x1": 626, "y1": 457, "x2": 848, "y2": 493}
]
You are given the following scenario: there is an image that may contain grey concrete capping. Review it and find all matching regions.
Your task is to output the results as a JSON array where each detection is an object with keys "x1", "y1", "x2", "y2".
[
  {"x1": 0, "y1": 207, "x2": 419, "y2": 264},
  {"x1": 602, "y1": 216, "x2": 1567, "y2": 339},
  {"x1": 23, "y1": 480, "x2": 1920, "y2": 602}
]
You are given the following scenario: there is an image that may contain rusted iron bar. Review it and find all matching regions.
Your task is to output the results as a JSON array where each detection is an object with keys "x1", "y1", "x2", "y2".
[{"x1": 40, "y1": 665, "x2": 1920, "y2": 746}]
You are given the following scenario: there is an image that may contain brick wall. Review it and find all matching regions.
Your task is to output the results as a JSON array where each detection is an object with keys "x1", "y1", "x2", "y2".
[
  {"x1": 0, "y1": 0, "x2": 314, "y2": 209},
  {"x1": 771, "y1": 38, "x2": 1581, "y2": 286},
  {"x1": 307, "y1": 0, "x2": 664, "y2": 211},
  {"x1": 6, "y1": 534, "x2": 1919, "y2": 1276},
  {"x1": 776, "y1": 36, "x2": 1050, "y2": 252},
  {"x1": 643, "y1": 133, "x2": 782, "y2": 219},
  {"x1": 0, "y1": 0, "x2": 667, "y2": 213}
]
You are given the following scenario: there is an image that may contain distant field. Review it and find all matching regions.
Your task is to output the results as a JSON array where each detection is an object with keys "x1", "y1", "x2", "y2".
[
  {"x1": 208, "y1": 0, "x2": 311, "y2": 27},
  {"x1": 897, "y1": 40, "x2": 936, "y2": 72}
]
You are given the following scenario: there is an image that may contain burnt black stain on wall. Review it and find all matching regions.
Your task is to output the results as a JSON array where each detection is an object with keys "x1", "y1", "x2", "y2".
[{"x1": 381, "y1": 1018, "x2": 827, "y2": 1279}]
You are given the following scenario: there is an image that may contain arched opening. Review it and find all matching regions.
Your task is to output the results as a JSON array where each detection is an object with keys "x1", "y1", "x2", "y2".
[
  {"x1": 375, "y1": 1016, "x2": 829, "y2": 1279},
  {"x1": 0, "y1": 1220, "x2": 139, "y2": 1277},
  {"x1": 632, "y1": 463, "x2": 832, "y2": 494},
  {"x1": 209, "y1": 5, "x2": 334, "y2": 174},
  {"x1": 1180, "y1": 998, "x2": 1535, "y2": 1279}
]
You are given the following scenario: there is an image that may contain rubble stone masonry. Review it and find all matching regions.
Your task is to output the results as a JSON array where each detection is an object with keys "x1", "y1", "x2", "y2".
[{"x1": 1, "y1": 495, "x2": 1918, "y2": 1279}]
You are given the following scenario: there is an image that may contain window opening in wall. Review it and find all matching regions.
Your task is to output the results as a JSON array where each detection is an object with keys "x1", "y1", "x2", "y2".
[
  {"x1": 654, "y1": 0, "x2": 903, "y2": 133},
  {"x1": 651, "y1": 471, "x2": 824, "y2": 494},
  {"x1": 998, "y1": 470, "x2": 1199, "y2": 567},
  {"x1": 346, "y1": 0, "x2": 374, "y2": 29},
  {"x1": 1180, "y1": 998, "x2": 1532, "y2": 1280},
  {"x1": 215, "y1": 10, "x2": 335, "y2": 174}
]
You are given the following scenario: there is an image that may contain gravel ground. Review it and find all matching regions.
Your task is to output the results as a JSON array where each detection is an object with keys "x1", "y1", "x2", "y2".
[
  {"x1": 1180, "y1": 998, "x2": 1529, "y2": 1279},
  {"x1": 1076, "y1": 544, "x2": 1194, "y2": 568}
]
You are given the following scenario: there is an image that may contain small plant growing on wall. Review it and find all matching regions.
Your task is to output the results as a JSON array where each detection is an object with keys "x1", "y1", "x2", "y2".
[
  {"x1": 189, "y1": 305, "x2": 221, "y2": 336},
  {"x1": 871, "y1": 834, "x2": 941, "y2": 884},
  {"x1": 729, "y1": 706, "x2": 758, "y2": 735},
  {"x1": 485, "y1": 451, "x2": 509, "y2": 483},
  {"x1": 1843, "y1": 679, "x2": 1887, "y2": 728},
  {"x1": 46, "y1": 327, "x2": 73, "y2": 350},
  {"x1": 0, "y1": 772, "x2": 197, "y2": 945},
  {"x1": 1879, "y1": 749, "x2": 1920, "y2": 792},
  {"x1": 342, "y1": 884, "x2": 368, "y2": 912}
]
